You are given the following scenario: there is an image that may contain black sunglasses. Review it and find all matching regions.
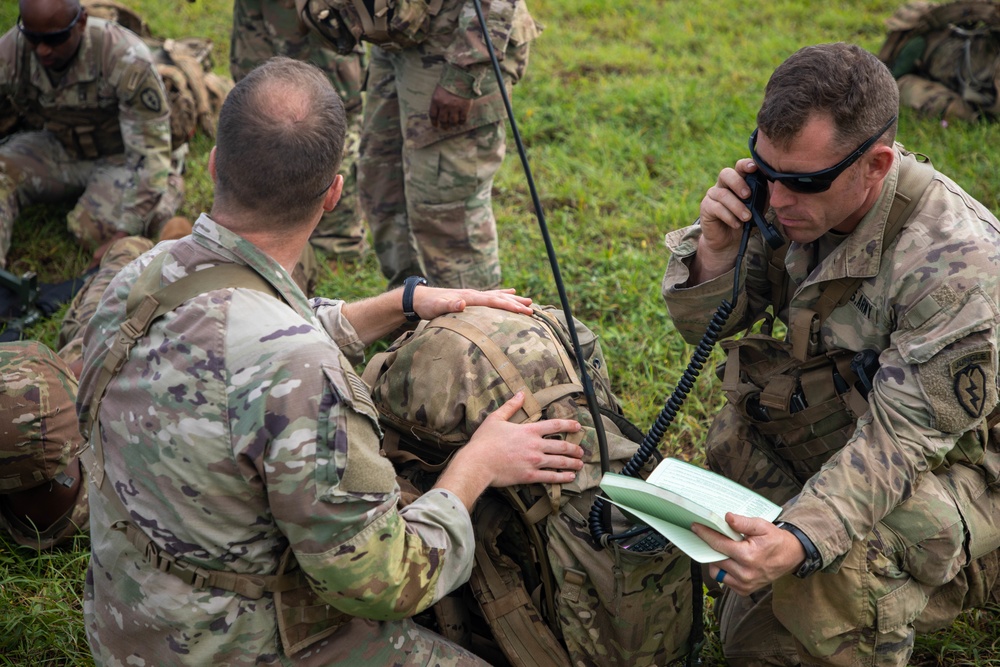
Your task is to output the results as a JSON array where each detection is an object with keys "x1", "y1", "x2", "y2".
[
  {"x1": 748, "y1": 116, "x2": 897, "y2": 194},
  {"x1": 17, "y1": 7, "x2": 83, "y2": 48}
]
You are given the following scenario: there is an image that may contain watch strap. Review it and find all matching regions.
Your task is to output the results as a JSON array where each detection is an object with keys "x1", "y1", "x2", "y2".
[
  {"x1": 777, "y1": 521, "x2": 822, "y2": 578},
  {"x1": 402, "y1": 276, "x2": 427, "y2": 322}
]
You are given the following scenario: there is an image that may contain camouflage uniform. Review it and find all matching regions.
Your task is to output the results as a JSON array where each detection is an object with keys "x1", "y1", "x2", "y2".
[
  {"x1": 662, "y1": 148, "x2": 1000, "y2": 666},
  {"x1": 57, "y1": 234, "x2": 154, "y2": 366},
  {"x1": 0, "y1": 18, "x2": 181, "y2": 266},
  {"x1": 358, "y1": 0, "x2": 539, "y2": 289},
  {"x1": 0, "y1": 235, "x2": 150, "y2": 550},
  {"x1": 77, "y1": 214, "x2": 488, "y2": 665},
  {"x1": 230, "y1": 0, "x2": 367, "y2": 259},
  {"x1": 0, "y1": 340, "x2": 88, "y2": 549}
]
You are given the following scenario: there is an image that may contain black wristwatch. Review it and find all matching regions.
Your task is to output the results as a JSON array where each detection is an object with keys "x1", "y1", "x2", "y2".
[
  {"x1": 402, "y1": 276, "x2": 428, "y2": 322},
  {"x1": 776, "y1": 521, "x2": 822, "y2": 578}
]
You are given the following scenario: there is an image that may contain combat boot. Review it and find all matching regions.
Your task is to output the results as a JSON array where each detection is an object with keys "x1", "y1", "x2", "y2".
[{"x1": 158, "y1": 215, "x2": 193, "y2": 241}]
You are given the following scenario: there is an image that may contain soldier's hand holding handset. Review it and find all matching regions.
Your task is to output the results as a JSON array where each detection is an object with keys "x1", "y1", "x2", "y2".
[{"x1": 690, "y1": 158, "x2": 767, "y2": 285}]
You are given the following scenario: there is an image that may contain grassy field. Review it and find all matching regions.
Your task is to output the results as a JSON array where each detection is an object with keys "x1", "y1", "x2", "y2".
[{"x1": 1, "y1": 0, "x2": 998, "y2": 664}]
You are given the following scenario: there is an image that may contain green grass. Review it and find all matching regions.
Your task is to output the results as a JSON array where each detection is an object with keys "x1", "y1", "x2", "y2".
[{"x1": 1, "y1": 0, "x2": 998, "y2": 664}]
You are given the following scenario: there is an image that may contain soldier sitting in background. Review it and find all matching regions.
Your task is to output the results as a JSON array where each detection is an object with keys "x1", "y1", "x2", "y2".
[{"x1": 0, "y1": 0, "x2": 184, "y2": 269}]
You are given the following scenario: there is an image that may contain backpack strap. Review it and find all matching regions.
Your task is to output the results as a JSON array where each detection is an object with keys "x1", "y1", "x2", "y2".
[
  {"x1": 427, "y1": 316, "x2": 546, "y2": 422},
  {"x1": 468, "y1": 500, "x2": 571, "y2": 667},
  {"x1": 82, "y1": 253, "x2": 281, "y2": 490},
  {"x1": 78, "y1": 254, "x2": 304, "y2": 600},
  {"x1": 789, "y1": 153, "x2": 935, "y2": 360}
]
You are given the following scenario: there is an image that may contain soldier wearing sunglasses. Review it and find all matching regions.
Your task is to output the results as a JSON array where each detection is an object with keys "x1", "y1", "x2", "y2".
[
  {"x1": 0, "y1": 0, "x2": 182, "y2": 268},
  {"x1": 661, "y1": 43, "x2": 1000, "y2": 666}
]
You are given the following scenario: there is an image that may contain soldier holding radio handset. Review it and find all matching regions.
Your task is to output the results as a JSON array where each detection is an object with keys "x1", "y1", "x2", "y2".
[{"x1": 662, "y1": 42, "x2": 1000, "y2": 667}]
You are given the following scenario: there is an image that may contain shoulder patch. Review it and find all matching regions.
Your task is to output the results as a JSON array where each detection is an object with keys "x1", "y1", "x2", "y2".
[
  {"x1": 918, "y1": 336, "x2": 998, "y2": 433},
  {"x1": 140, "y1": 87, "x2": 163, "y2": 112},
  {"x1": 954, "y1": 363, "x2": 988, "y2": 418}
]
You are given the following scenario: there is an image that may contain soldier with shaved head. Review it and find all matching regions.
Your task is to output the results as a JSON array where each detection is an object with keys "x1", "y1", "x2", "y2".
[
  {"x1": 0, "y1": 0, "x2": 182, "y2": 267},
  {"x1": 77, "y1": 57, "x2": 584, "y2": 666}
]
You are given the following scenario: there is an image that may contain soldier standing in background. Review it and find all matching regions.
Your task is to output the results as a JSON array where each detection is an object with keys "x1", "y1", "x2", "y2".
[
  {"x1": 307, "y1": 0, "x2": 542, "y2": 290},
  {"x1": 0, "y1": 0, "x2": 182, "y2": 268},
  {"x1": 230, "y1": 0, "x2": 367, "y2": 273}
]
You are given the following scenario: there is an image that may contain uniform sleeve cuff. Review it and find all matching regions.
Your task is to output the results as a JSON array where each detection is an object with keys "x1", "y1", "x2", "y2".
[{"x1": 778, "y1": 495, "x2": 852, "y2": 573}]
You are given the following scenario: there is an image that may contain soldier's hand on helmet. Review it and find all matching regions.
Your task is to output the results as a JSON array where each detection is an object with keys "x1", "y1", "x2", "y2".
[
  {"x1": 429, "y1": 86, "x2": 473, "y2": 130},
  {"x1": 436, "y1": 393, "x2": 583, "y2": 509},
  {"x1": 692, "y1": 158, "x2": 761, "y2": 282},
  {"x1": 691, "y1": 513, "x2": 806, "y2": 596},
  {"x1": 412, "y1": 285, "x2": 533, "y2": 319}
]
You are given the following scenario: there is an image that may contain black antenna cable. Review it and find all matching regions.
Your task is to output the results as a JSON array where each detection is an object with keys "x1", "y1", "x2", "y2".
[{"x1": 470, "y1": 0, "x2": 612, "y2": 477}]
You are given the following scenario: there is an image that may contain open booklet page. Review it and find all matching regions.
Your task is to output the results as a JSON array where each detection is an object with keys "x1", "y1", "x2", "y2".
[{"x1": 600, "y1": 458, "x2": 781, "y2": 563}]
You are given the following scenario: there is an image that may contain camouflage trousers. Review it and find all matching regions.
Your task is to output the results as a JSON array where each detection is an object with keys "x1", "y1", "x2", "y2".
[
  {"x1": 0, "y1": 340, "x2": 89, "y2": 550},
  {"x1": 706, "y1": 403, "x2": 1000, "y2": 666},
  {"x1": 897, "y1": 74, "x2": 987, "y2": 123},
  {"x1": 230, "y1": 0, "x2": 367, "y2": 258},
  {"x1": 0, "y1": 130, "x2": 181, "y2": 267},
  {"x1": 359, "y1": 45, "x2": 506, "y2": 290},
  {"x1": 58, "y1": 235, "x2": 155, "y2": 367}
]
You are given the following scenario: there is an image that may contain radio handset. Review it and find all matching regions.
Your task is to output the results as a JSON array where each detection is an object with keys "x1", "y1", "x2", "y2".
[{"x1": 742, "y1": 169, "x2": 784, "y2": 250}]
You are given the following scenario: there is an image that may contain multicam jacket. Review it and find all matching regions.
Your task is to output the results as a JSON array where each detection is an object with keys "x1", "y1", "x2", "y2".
[
  {"x1": 662, "y1": 148, "x2": 1000, "y2": 570},
  {"x1": 0, "y1": 17, "x2": 174, "y2": 230},
  {"x1": 77, "y1": 215, "x2": 476, "y2": 665}
]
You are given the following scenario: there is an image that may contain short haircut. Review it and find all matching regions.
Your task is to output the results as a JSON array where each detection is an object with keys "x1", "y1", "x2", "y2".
[
  {"x1": 757, "y1": 43, "x2": 899, "y2": 151},
  {"x1": 213, "y1": 57, "x2": 346, "y2": 229},
  {"x1": 20, "y1": 0, "x2": 82, "y2": 25}
]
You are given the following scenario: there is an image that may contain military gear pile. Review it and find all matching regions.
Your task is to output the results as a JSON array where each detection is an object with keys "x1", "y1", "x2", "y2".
[
  {"x1": 83, "y1": 0, "x2": 233, "y2": 148},
  {"x1": 362, "y1": 305, "x2": 694, "y2": 667},
  {"x1": 878, "y1": 1, "x2": 1000, "y2": 121},
  {"x1": 297, "y1": 0, "x2": 445, "y2": 55}
]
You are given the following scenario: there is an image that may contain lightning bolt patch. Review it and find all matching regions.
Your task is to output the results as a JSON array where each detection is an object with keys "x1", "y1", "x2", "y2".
[{"x1": 955, "y1": 364, "x2": 987, "y2": 418}]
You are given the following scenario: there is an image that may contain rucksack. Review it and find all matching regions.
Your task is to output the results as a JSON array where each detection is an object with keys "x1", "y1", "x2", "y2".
[
  {"x1": 878, "y1": 1, "x2": 1000, "y2": 121},
  {"x1": 362, "y1": 305, "x2": 696, "y2": 667},
  {"x1": 82, "y1": 0, "x2": 234, "y2": 148}
]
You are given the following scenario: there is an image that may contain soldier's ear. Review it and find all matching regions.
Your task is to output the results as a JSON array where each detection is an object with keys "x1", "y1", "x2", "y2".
[
  {"x1": 865, "y1": 144, "x2": 895, "y2": 185},
  {"x1": 321, "y1": 174, "x2": 344, "y2": 212},
  {"x1": 208, "y1": 146, "x2": 218, "y2": 184}
]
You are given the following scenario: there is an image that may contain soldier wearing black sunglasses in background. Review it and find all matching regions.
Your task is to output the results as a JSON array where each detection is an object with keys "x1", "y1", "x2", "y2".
[
  {"x1": 662, "y1": 42, "x2": 1000, "y2": 666},
  {"x1": 0, "y1": 0, "x2": 183, "y2": 269}
]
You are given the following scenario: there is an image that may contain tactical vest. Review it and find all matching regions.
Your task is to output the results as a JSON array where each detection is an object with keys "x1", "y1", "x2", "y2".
[
  {"x1": 10, "y1": 27, "x2": 128, "y2": 160},
  {"x1": 362, "y1": 306, "x2": 696, "y2": 667},
  {"x1": 879, "y1": 1, "x2": 1000, "y2": 121},
  {"x1": 719, "y1": 152, "x2": 936, "y2": 483},
  {"x1": 78, "y1": 254, "x2": 347, "y2": 656},
  {"x1": 296, "y1": 0, "x2": 445, "y2": 54}
]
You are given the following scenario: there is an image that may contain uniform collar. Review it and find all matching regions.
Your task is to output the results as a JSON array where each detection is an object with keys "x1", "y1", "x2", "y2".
[
  {"x1": 790, "y1": 146, "x2": 902, "y2": 286},
  {"x1": 189, "y1": 213, "x2": 317, "y2": 321}
]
